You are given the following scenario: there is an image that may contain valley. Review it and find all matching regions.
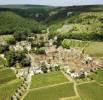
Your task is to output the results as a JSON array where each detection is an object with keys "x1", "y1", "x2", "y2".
[{"x1": 0, "y1": 4, "x2": 103, "y2": 100}]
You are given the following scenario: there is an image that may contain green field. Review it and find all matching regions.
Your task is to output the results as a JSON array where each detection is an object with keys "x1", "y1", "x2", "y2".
[
  {"x1": 77, "y1": 82, "x2": 103, "y2": 100},
  {"x1": 67, "y1": 97, "x2": 81, "y2": 100},
  {"x1": 0, "y1": 69, "x2": 16, "y2": 84},
  {"x1": 62, "y1": 39, "x2": 103, "y2": 57},
  {"x1": 85, "y1": 42, "x2": 103, "y2": 57},
  {"x1": 62, "y1": 39, "x2": 89, "y2": 49},
  {"x1": 0, "y1": 79, "x2": 21, "y2": 100},
  {"x1": 90, "y1": 69, "x2": 103, "y2": 84},
  {"x1": 25, "y1": 83, "x2": 75, "y2": 100},
  {"x1": 30, "y1": 71, "x2": 69, "y2": 89}
]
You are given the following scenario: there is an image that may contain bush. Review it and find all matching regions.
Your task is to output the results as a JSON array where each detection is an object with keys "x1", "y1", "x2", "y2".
[
  {"x1": 62, "y1": 39, "x2": 70, "y2": 49},
  {"x1": 0, "y1": 44, "x2": 9, "y2": 53},
  {"x1": 5, "y1": 50, "x2": 30, "y2": 67}
]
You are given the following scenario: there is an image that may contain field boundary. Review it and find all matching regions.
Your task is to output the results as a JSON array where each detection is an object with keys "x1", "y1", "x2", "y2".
[
  {"x1": 0, "y1": 79, "x2": 19, "y2": 88},
  {"x1": 76, "y1": 80, "x2": 95, "y2": 85},
  {"x1": 29, "y1": 82, "x2": 71, "y2": 91}
]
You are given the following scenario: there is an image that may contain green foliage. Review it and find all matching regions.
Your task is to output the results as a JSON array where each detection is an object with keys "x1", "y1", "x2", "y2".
[
  {"x1": 0, "y1": 69, "x2": 16, "y2": 84},
  {"x1": 0, "y1": 11, "x2": 45, "y2": 41},
  {"x1": 62, "y1": 39, "x2": 71, "y2": 49},
  {"x1": 62, "y1": 39, "x2": 89, "y2": 48},
  {"x1": 14, "y1": 28, "x2": 30, "y2": 41},
  {"x1": 21, "y1": 58, "x2": 31, "y2": 67},
  {"x1": 6, "y1": 36, "x2": 16, "y2": 45},
  {"x1": 0, "y1": 57, "x2": 6, "y2": 69},
  {"x1": 0, "y1": 44, "x2": 9, "y2": 53},
  {"x1": 36, "y1": 47, "x2": 46, "y2": 54},
  {"x1": 41, "y1": 62, "x2": 48, "y2": 73},
  {"x1": 5, "y1": 50, "x2": 30, "y2": 67},
  {"x1": 49, "y1": 12, "x2": 103, "y2": 41}
]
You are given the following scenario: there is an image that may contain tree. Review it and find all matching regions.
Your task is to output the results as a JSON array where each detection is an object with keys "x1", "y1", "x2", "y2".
[
  {"x1": 0, "y1": 44, "x2": 9, "y2": 54},
  {"x1": 21, "y1": 58, "x2": 31, "y2": 67},
  {"x1": 6, "y1": 51, "x2": 16, "y2": 67},
  {"x1": 7, "y1": 37, "x2": 16, "y2": 45},
  {"x1": 14, "y1": 29, "x2": 30, "y2": 41},
  {"x1": 5, "y1": 50, "x2": 30, "y2": 67},
  {"x1": 41, "y1": 63, "x2": 48, "y2": 73},
  {"x1": 55, "y1": 65, "x2": 60, "y2": 71}
]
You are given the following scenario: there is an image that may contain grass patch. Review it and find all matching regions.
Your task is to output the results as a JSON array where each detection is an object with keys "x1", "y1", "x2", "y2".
[
  {"x1": 25, "y1": 83, "x2": 75, "y2": 100},
  {"x1": 0, "y1": 79, "x2": 21, "y2": 100},
  {"x1": 0, "y1": 57, "x2": 6, "y2": 69},
  {"x1": 30, "y1": 71, "x2": 69, "y2": 89},
  {"x1": 90, "y1": 69, "x2": 103, "y2": 84},
  {"x1": 85, "y1": 42, "x2": 103, "y2": 57},
  {"x1": 62, "y1": 40, "x2": 103, "y2": 57},
  {"x1": 62, "y1": 39, "x2": 89, "y2": 48},
  {"x1": 77, "y1": 82, "x2": 103, "y2": 100},
  {"x1": 0, "y1": 35, "x2": 14, "y2": 42},
  {"x1": 67, "y1": 97, "x2": 81, "y2": 100},
  {"x1": 0, "y1": 69, "x2": 16, "y2": 84}
]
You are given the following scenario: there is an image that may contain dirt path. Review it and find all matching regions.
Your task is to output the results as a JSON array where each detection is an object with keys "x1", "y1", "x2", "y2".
[
  {"x1": 96, "y1": 81, "x2": 103, "y2": 87},
  {"x1": 77, "y1": 80, "x2": 95, "y2": 85},
  {"x1": 61, "y1": 71, "x2": 80, "y2": 97},
  {"x1": 61, "y1": 71, "x2": 73, "y2": 82},
  {"x1": 29, "y1": 82, "x2": 71, "y2": 91}
]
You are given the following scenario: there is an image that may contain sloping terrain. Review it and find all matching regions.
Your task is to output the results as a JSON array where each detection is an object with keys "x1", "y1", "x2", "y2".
[{"x1": 0, "y1": 11, "x2": 44, "y2": 35}]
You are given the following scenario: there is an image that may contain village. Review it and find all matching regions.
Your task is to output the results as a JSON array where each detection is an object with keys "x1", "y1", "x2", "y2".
[{"x1": 7, "y1": 32, "x2": 102, "y2": 79}]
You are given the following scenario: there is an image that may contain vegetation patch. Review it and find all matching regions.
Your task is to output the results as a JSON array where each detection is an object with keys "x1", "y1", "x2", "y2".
[
  {"x1": 30, "y1": 71, "x2": 69, "y2": 89},
  {"x1": 62, "y1": 39, "x2": 89, "y2": 49},
  {"x1": 90, "y1": 69, "x2": 103, "y2": 84},
  {"x1": 25, "y1": 83, "x2": 75, "y2": 100},
  {"x1": 0, "y1": 79, "x2": 21, "y2": 100},
  {"x1": 49, "y1": 12, "x2": 103, "y2": 41},
  {"x1": 0, "y1": 57, "x2": 6, "y2": 69},
  {"x1": 0, "y1": 69, "x2": 16, "y2": 84},
  {"x1": 0, "y1": 35, "x2": 14, "y2": 41},
  {"x1": 85, "y1": 42, "x2": 103, "y2": 57},
  {"x1": 77, "y1": 82, "x2": 103, "y2": 100},
  {"x1": 61, "y1": 39, "x2": 103, "y2": 57},
  {"x1": 67, "y1": 97, "x2": 81, "y2": 100}
]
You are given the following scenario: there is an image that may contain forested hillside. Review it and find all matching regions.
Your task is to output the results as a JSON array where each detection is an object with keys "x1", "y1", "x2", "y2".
[
  {"x1": 49, "y1": 12, "x2": 103, "y2": 41},
  {"x1": 0, "y1": 5, "x2": 103, "y2": 42}
]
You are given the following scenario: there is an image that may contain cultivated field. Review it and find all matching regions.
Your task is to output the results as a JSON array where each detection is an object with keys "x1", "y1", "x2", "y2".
[
  {"x1": 25, "y1": 83, "x2": 75, "y2": 100},
  {"x1": 0, "y1": 79, "x2": 21, "y2": 100},
  {"x1": 77, "y1": 82, "x2": 103, "y2": 100},
  {"x1": 62, "y1": 39, "x2": 103, "y2": 57},
  {"x1": 67, "y1": 97, "x2": 81, "y2": 100},
  {"x1": 30, "y1": 71, "x2": 69, "y2": 89},
  {"x1": 23, "y1": 71, "x2": 76, "y2": 100},
  {"x1": 90, "y1": 69, "x2": 103, "y2": 84},
  {"x1": 0, "y1": 69, "x2": 16, "y2": 84},
  {"x1": 85, "y1": 42, "x2": 103, "y2": 57}
]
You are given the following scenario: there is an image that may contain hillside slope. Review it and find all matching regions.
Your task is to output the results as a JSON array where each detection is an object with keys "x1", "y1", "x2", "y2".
[
  {"x1": 49, "y1": 11, "x2": 103, "y2": 41},
  {"x1": 0, "y1": 5, "x2": 103, "y2": 41},
  {"x1": 0, "y1": 11, "x2": 45, "y2": 35}
]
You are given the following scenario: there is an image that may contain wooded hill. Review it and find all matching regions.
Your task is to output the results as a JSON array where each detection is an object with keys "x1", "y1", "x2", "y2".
[{"x1": 0, "y1": 5, "x2": 103, "y2": 41}]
